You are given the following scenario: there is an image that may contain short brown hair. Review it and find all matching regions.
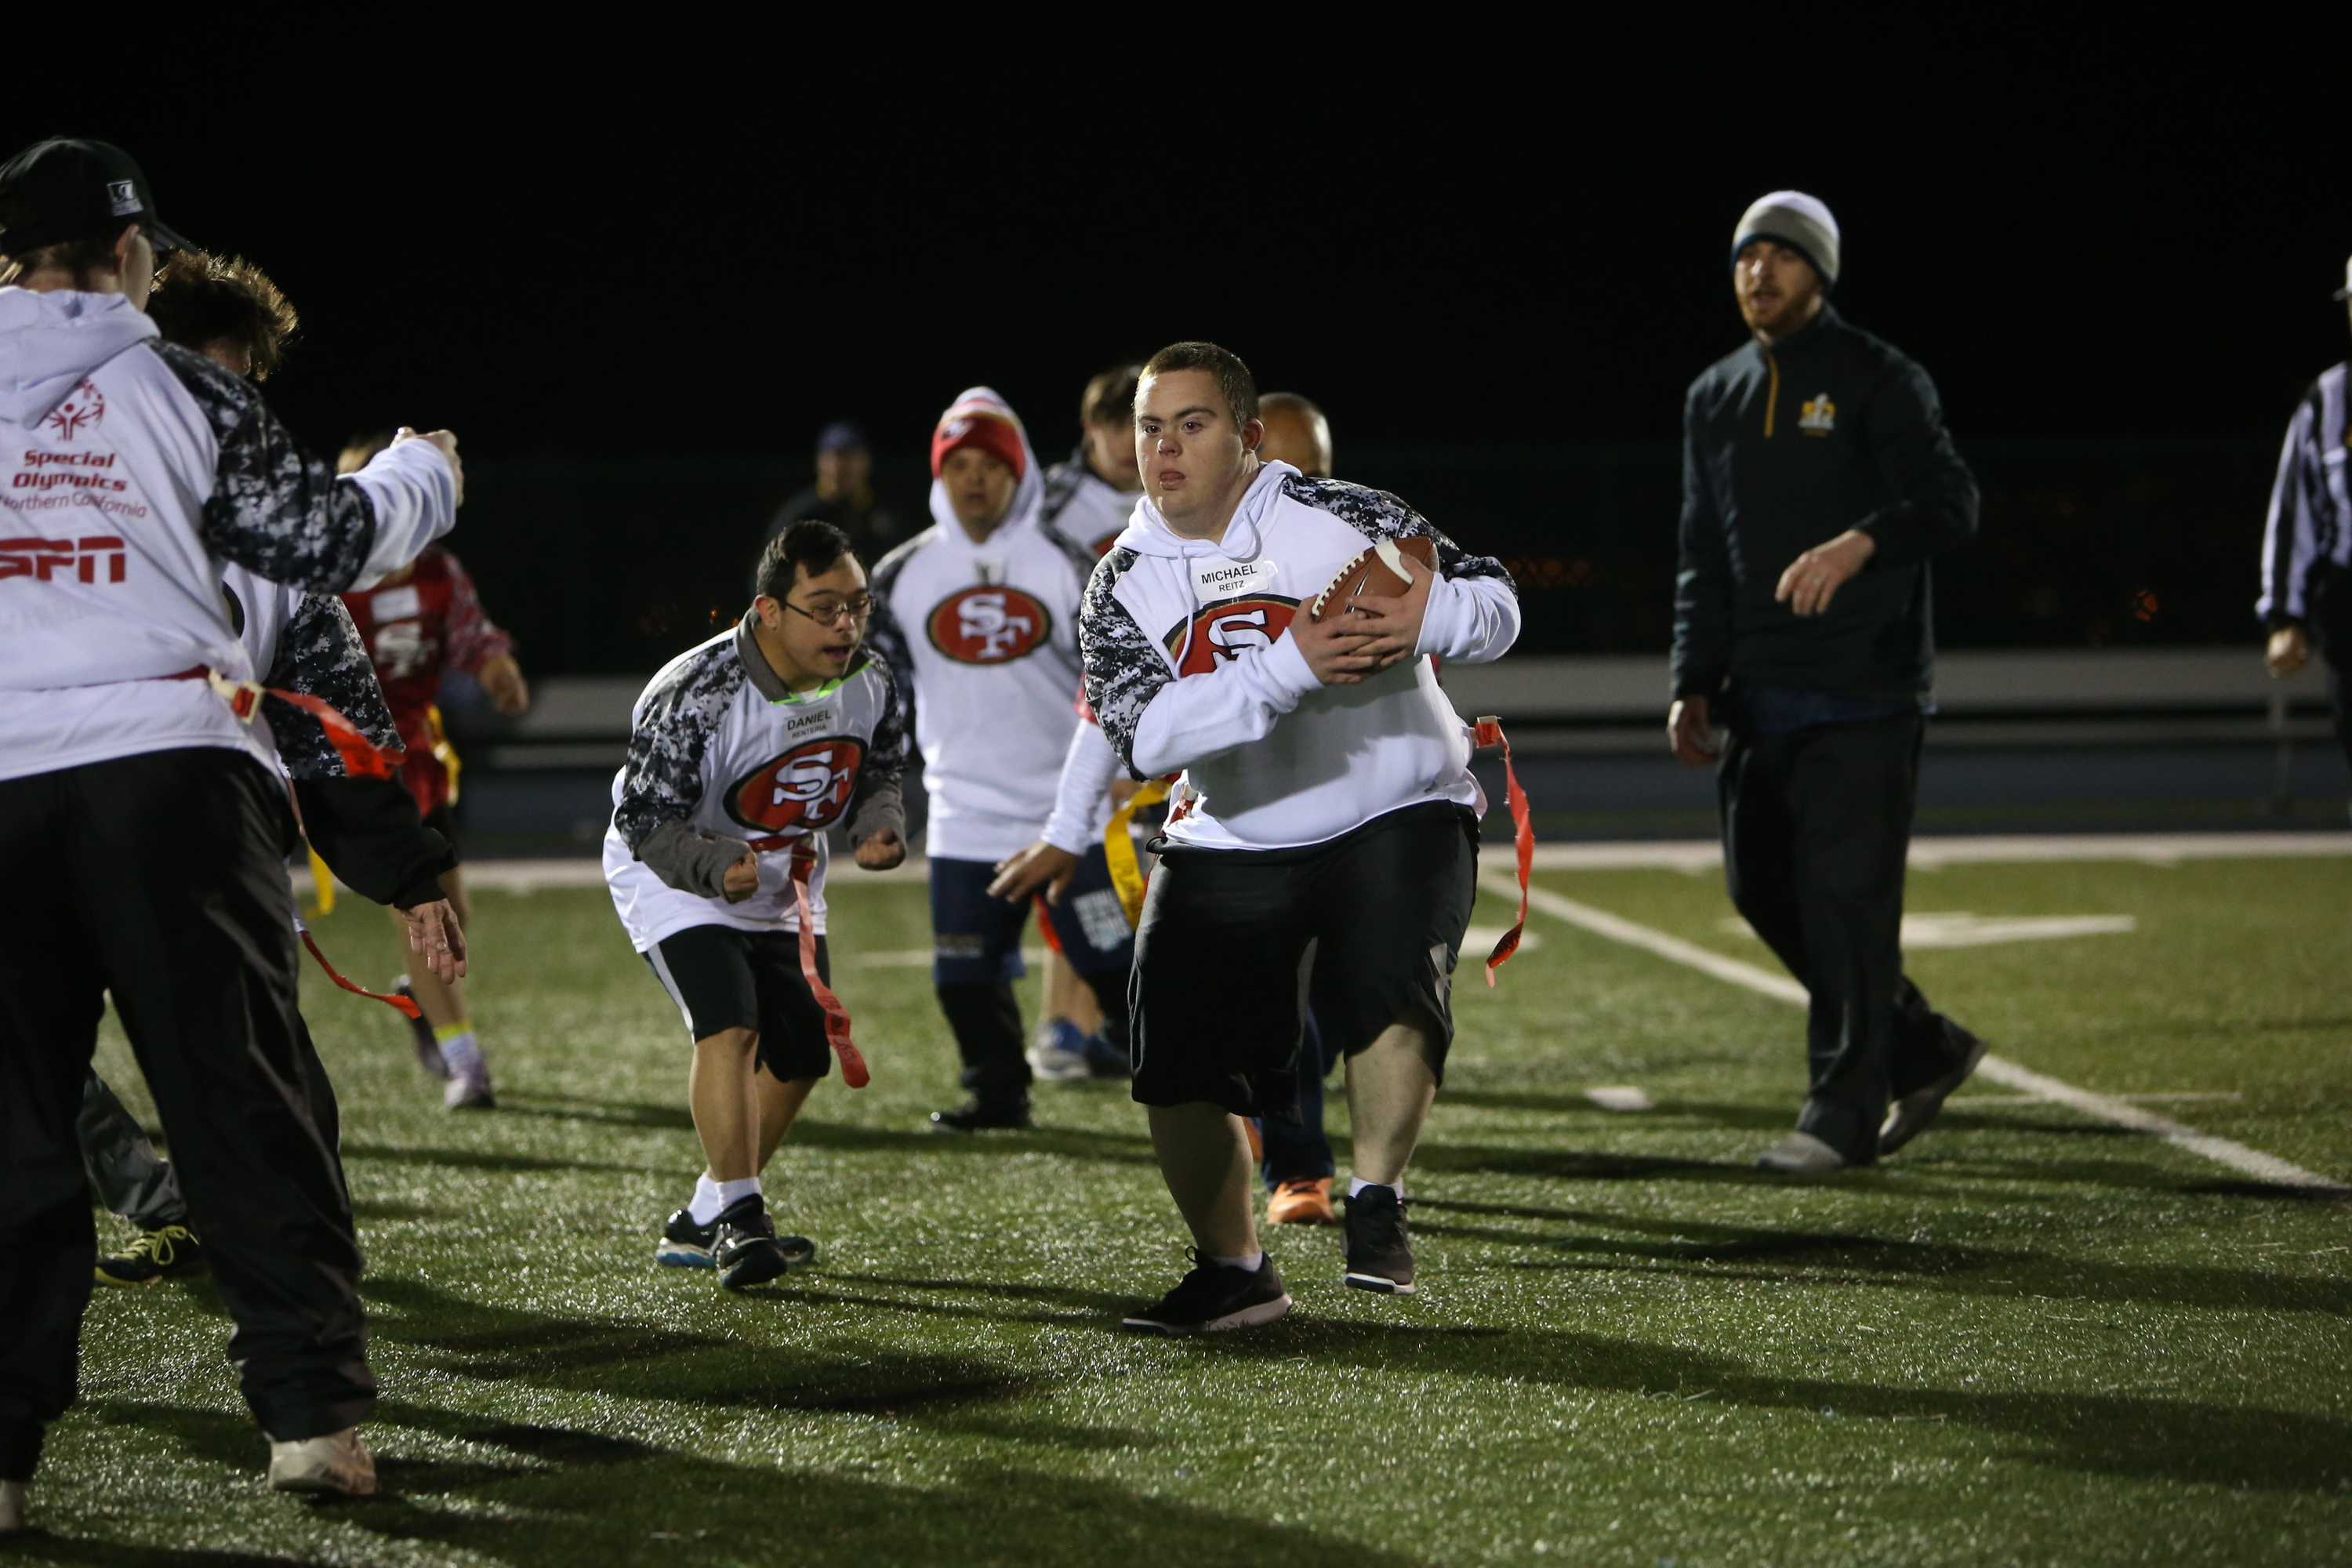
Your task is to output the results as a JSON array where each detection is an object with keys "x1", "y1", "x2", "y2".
[
  {"x1": 1139, "y1": 341, "x2": 1257, "y2": 431},
  {"x1": 0, "y1": 229, "x2": 129, "y2": 289},
  {"x1": 1080, "y1": 363, "x2": 1142, "y2": 427},
  {"x1": 146, "y1": 251, "x2": 299, "y2": 379}
]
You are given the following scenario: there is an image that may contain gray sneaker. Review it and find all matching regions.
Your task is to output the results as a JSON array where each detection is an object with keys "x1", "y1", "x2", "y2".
[
  {"x1": 1755, "y1": 1131, "x2": 1849, "y2": 1173},
  {"x1": 1880, "y1": 1024, "x2": 1990, "y2": 1156}
]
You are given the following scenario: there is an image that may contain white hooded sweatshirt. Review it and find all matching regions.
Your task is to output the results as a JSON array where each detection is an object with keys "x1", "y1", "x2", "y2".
[
  {"x1": 0, "y1": 286, "x2": 454, "y2": 782},
  {"x1": 1078, "y1": 462, "x2": 1519, "y2": 851},
  {"x1": 866, "y1": 388, "x2": 1102, "y2": 862}
]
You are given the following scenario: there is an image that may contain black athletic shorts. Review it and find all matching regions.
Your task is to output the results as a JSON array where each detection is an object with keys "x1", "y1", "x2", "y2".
[
  {"x1": 1130, "y1": 800, "x2": 1479, "y2": 1120},
  {"x1": 643, "y1": 924, "x2": 835, "y2": 1081}
]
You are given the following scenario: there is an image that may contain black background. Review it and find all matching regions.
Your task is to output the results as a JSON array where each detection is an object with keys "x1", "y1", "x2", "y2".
[{"x1": 13, "y1": 24, "x2": 2351, "y2": 666}]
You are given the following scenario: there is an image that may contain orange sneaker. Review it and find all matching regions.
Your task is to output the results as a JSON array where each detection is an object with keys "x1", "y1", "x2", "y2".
[{"x1": 1266, "y1": 1177, "x2": 1336, "y2": 1225}]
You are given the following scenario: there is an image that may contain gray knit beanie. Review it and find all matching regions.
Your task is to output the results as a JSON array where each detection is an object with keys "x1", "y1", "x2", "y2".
[{"x1": 1732, "y1": 191, "x2": 1840, "y2": 289}]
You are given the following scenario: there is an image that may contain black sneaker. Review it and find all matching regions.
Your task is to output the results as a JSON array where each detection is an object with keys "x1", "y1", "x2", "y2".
[
  {"x1": 712, "y1": 1196, "x2": 789, "y2": 1290},
  {"x1": 394, "y1": 978, "x2": 449, "y2": 1079},
  {"x1": 1121, "y1": 1250, "x2": 1291, "y2": 1334},
  {"x1": 1342, "y1": 1185, "x2": 1416, "y2": 1294},
  {"x1": 1083, "y1": 1033, "x2": 1132, "y2": 1080},
  {"x1": 656, "y1": 1208, "x2": 718, "y2": 1269},
  {"x1": 928, "y1": 1098, "x2": 1033, "y2": 1133},
  {"x1": 1879, "y1": 1020, "x2": 1991, "y2": 1156},
  {"x1": 94, "y1": 1223, "x2": 205, "y2": 1287}
]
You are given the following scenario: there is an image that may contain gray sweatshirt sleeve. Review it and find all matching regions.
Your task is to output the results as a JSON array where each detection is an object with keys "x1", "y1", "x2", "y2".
[{"x1": 637, "y1": 818, "x2": 753, "y2": 900}]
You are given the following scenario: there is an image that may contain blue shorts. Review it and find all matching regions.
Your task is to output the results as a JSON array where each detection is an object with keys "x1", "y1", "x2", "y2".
[{"x1": 930, "y1": 845, "x2": 1135, "y2": 986}]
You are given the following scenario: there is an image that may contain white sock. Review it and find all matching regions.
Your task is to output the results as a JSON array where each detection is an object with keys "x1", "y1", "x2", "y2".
[
  {"x1": 713, "y1": 1177, "x2": 761, "y2": 1213},
  {"x1": 688, "y1": 1173, "x2": 726, "y2": 1224},
  {"x1": 1210, "y1": 1251, "x2": 1264, "y2": 1272},
  {"x1": 1348, "y1": 1178, "x2": 1403, "y2": 1200},
  {"x1": 437, "y1": 1029, "x2": 483, "y2": 1077}
]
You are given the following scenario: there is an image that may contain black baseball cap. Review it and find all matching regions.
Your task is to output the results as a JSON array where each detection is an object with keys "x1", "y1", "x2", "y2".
[{"x1": 0, "y1": 138, "x2": 193, "y2": 258}]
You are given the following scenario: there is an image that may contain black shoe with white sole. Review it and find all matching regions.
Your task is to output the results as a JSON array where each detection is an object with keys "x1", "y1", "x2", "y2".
[
  {"x1": 928, "y1": 1098, "x2": 1033, "y2": 1133},
  {"x1": 1342, "y1": 1185, "x2": 1416, "y2": 1294},
  {"x1": 657, "y1": 1208, "x2": 719, "y2": 1269},
  {"x1": 712, "y1": 1196, "x2": 790, "y2": 1290},
  {"x1": 1880, "y1": 1021, "x2": 1990, "y2": 1156},
  {"x1": 1121, "y1": 1251, "x2": 1291, "y2": 1334}
]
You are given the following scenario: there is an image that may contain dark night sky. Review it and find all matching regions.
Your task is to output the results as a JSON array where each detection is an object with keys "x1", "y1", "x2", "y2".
[{"x1": 14, "y1": 26, "x2": 2352, "y2": 464}]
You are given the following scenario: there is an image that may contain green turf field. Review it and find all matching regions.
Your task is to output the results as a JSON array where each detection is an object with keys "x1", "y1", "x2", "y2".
[{"x1": 18, "y1": 851, "x2": 2352, "y2": 1566}]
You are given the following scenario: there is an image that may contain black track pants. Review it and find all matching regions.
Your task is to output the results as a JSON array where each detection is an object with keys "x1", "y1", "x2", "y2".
[
  {"x1": 78, "y1": 1072, "x2": 189, "y2": 1232},
  {"x1": 0, "y1": 749, "x2": 374, "y2": 1480},
  {"x1": 1718, "y1": 715, "x2": 1968, "y2": 1162}
]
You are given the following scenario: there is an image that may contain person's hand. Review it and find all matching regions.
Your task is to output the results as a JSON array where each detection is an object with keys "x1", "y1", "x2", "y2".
[
  {"x1": 1340, "y1": 555, "x2": 1436, "y2": 673},
  {"x1": 721, "y1": 851, "x2": 759, "y2": 902},
  {"x1": 1775, "y1": 528, "x2": 1876, "y2": 616},
  {"x1": 2267, "y1": 625, "x2": 2311, "y2": 679},
  {"x1": 1109, "y1": 775, "x2": 1142, "y2": 810},
  {"x1": 988, "y1": 840, "x2": 1080, "y2": 903},
  {"x1": 1290, "y1": 603, "x2": 1384, "y2": 685},
  {"x1": 477, "y1": 652, "x2": 531, "y2": 716},
  {"x1": 1668, "y1": 696, "x2": 1719, "y2": 767},
  {"x1": 394, "y1": 426, "x2": 464, "y2": 506},
  {"x1": 854, "y1": 829, "x2": 907, "y2": 871},
  {"x1": 398, "y1": 897, "x2": 469, "y2": 983}
]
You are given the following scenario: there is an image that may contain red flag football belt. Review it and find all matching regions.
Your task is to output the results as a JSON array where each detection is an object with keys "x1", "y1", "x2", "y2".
[
  {"x1": 1474, "y1": 714, "x2": 1532, "y2": 986},
  {"x1": 161, "y1": 666, "x2": 402, "y2": 780},
  {"x1": 298, "y1": 924, "x2": 423, "y2": 1018},
  {"x1": 742, "y1": 836, "x2": 871, "y2": 1088}
]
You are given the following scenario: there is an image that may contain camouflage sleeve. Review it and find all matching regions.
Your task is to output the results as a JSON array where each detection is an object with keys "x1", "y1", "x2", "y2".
[
  {"x1": 845, "y1": 651, "x2": 909, "y2": 848},
  {"x1": 1078, "y1": 547, "x2": 1172, "y2": 780},
  {"x1": 611, "y1": 647, "x2": 740, "y2": 853},
  {"x1": 863, "y1": 544, "x2": 919, "y2": 744},
  {"x1": 1280, "y1": 474, "x2": 1514, "y2": 584},
  {"x1": 438, "y1": 550, "x2": 517, "y2": 673},
  {"x1": 158, "y1": 343, "x2": 380, "y2": 591},
  {"x1": 261, "y1": 593, "x2": 402, "y2": 780}
]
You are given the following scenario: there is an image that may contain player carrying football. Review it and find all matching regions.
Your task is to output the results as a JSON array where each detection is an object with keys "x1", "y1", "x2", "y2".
[
  {"x1": 604, "y1": 519, "x2": 907, "y2": 1290},
  {"x1": 1081, "y1": 343, "x2": 1520, "y2": 1332}
]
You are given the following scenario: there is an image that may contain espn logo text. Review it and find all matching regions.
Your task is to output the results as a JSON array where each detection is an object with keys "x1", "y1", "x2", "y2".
[{"x1": 0, "y1": 535, "x2": 128, "y2": 583}]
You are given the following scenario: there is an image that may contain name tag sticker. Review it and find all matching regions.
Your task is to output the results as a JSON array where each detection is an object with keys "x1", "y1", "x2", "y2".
[
  {"x1": 370, "y1": 586, "x2": 423, "y2": 621},
  {"x1": 1191, "y1": 557, "x2": 1279, "y2": 603}
]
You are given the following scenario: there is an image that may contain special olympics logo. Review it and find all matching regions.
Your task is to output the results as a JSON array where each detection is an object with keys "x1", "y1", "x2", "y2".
[
  {"x1": 44, "y1": 380, "x2": 105, "y2": 441},
  {"x1": 927, "y1": 585, "x2": 1051, "y2": 663},
  {"x1": 727, "y1": 736, "x2": 866, "y2": 836},
  {"x1": 1167, "y1": 595, "x2": 1298, "y2": 676}
]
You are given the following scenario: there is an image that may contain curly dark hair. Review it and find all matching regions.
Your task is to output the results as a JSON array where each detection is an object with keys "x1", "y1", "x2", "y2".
[
  {"x1": 146, "y1": 251, "x2": 299, "y2": 379},
  {"x1": 755, "y1": 519, "x2": 857, "y2": 603}
]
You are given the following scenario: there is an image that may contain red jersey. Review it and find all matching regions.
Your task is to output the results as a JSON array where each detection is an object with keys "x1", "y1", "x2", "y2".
[{"x1": 339, "y1": 545, "x2": 514, "y2": 815}]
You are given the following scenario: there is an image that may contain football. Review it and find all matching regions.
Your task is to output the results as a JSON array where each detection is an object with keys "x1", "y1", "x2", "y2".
[{"x1": 1307, "y1": 535, "x2": 1439, "y2": 622}]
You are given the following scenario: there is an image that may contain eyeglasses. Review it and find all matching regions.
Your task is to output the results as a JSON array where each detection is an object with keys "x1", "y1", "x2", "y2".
[{"x1": 781, "y1": 595, "x2": 876, "y2": 627}]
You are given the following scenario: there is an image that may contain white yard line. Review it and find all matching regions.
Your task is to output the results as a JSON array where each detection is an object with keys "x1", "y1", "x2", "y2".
[
  {"x1": 1525, "y1": 831, "x2": 2352, "y2": 874},
  {"x1": 1480, "y1": 871, "x2": 2346, "y2": 1192}
]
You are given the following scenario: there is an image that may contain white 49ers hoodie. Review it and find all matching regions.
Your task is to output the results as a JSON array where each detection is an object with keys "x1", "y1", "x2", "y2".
[{"x1": 1079, "y1": 461, "x2": 1519, "y2": 851}]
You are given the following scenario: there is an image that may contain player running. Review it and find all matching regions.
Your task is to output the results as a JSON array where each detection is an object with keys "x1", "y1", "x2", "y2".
[
  {"x1": 866, "y1": 388, "x2": 1136, "y2": 1131},
  {"x1": 338, "y1": 471, "x2": 530, "y2": 1109},
  {"x1": 604, "y1": 520, "x2": 908, "y2": 1290},
  {"x1": 1081, "y1": 343, "x2": 1520, "y2": 1333},
  {"x1": 85, "y1": 251, "x2": 465, "y2": 1286}
]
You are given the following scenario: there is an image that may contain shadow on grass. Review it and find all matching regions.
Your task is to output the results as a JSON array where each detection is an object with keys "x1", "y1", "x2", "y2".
[
  {"x1": 56, "y1": 1402, "x2": 1372, "y2": 1568},
  {"x1": 340, "y1": 1142, "x2": 655, "y2": 1178},
  {"x1": 486, "y1": 1093, "x2": 696, "y2": 1134},
  {"x1": 1414, "y1": 1198, "x2": 2352, "y2": 1316},
  {"x1": 789, "y1": 1119, "x2": 1157, "y2": 1166},
  {"x1": 1183, "y1": 1317, "x2": 2352, "y2": 1492},
  {"x1": 1445, "y1": 1088, "x2": 1791, "y2": 1131}
]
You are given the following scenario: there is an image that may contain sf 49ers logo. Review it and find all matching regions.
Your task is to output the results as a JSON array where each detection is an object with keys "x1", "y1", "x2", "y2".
[
  {"x1": 1164, "y1": 595, "x2": 1298, "y2": 676},
  {"x1": 44, "y1": 380, "x2": 105, "y2": 441},
  {"x1": 727, "y1": 736, "x2": 866, "y2": 836},
  {"x1": 927, "y1": 585, "x2": 1051, "y2": 663}
]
